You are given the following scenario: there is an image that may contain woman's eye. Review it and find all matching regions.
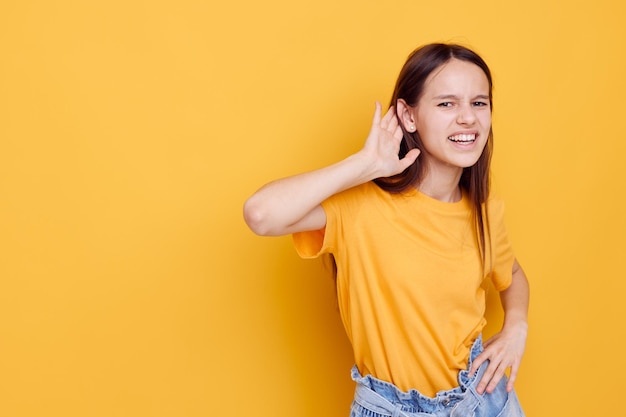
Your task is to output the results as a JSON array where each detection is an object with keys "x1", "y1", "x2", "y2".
[
  {"x1": 473, "y1": 101, "x2": 489, "y2": 107},
  {"x1": 437, "y1": 102, "x2": 452, "y2": 107}
]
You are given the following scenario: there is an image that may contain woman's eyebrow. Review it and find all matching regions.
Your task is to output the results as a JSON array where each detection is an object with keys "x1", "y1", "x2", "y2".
[
  {"x1": 432, "y1": 94, "x2": 490, "y2": 100},
  {"x1": 433, "y1": 94, "x2": 459, "y2": 100}
]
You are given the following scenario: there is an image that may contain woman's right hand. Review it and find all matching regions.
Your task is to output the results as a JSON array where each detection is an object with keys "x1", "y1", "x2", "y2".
[{"x1": 358, "y1": 102, "x2": 420, "y2": 179}]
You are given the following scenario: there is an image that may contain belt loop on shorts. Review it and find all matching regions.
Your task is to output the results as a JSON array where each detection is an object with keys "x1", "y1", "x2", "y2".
[{"x1": 354, "y1": 382, "x2": 410, "y2": 417}]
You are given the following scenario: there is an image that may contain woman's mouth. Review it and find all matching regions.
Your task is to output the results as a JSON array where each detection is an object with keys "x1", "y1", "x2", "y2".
[{"x1": 448, "y1": 134, "x2": 476, "y2": 143}]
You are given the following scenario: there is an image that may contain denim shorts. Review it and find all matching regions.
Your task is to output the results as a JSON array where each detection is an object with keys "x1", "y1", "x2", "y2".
[{"x1": 350, "y1": 336, "x2": 525, "y2": 417}]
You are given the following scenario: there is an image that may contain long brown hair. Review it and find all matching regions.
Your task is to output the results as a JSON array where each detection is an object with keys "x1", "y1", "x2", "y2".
[{"x1": 375, "y1": 43, "x2": 494, "y2": 269}]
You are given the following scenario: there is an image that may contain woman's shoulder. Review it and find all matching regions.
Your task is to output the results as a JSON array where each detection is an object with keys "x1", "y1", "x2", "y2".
[
  {"x1": 485, "y1": 193, "x2": 507, "y2": 221},
  {"x1": 322, "y1": 182, "x2": 389, "y2": 217},
  {"x1": 486, "y1": 193, "x2": 505, "y2": 206},
  {"x1": 330, "y1": 181, "x2": 382, "y2": 202}
]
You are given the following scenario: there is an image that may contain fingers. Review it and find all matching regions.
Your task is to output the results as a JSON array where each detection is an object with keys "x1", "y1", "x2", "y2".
[
  {"x1": 371, "y1": 101, "x2": 382, "y2": 128},
  {"x1": 379, "y1": 103, "x2": 399, "y2": 131},
  {"x1": 372, "y1": 101, "x2": 402, "y2": 132},
  {"x1": 472, "y1": 350, "x2": 521, "y2": 394},
  {"x1": 400, "y1": 148, "x2": 420, "y2": 170},
  {"x1": 364, "y1": 101, "x2": 417, "y2": 176},
  {"x1": 469, "y1": 348, "x2": 488, "y2": 376},
  {"x1": 470, "y1": 346, "x2": 505, "y2": 394},
  {"x1": 382, "y1": 106, "x2": 406, "y2": 144},
  {"x1": 386, "y1": 109, "x2": 399, "y2": 132},
  {"x1": 506, "y1": 362, "x2": 519, "y2": 393},
  {"x1": 477, "y1": 359, "x2": 507, "y2": 394},
  {"x1": 483, "y1": 337, "x2": 495, "y2": 349}
]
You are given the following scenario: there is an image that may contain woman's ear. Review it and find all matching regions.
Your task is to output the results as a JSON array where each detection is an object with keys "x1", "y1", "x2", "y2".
[{"x1": 396, "y1": 99, "x2": 416, "y2": 133}]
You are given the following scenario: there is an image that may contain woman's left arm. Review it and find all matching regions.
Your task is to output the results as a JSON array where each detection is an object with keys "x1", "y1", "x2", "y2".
[{"x1": 470, "y1": 259, "x2": 530, "y2": 394}]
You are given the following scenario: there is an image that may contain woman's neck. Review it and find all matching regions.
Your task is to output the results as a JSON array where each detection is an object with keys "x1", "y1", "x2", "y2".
[{"x1": 417, "y1": 165, "x2": 463, "y2": 203}]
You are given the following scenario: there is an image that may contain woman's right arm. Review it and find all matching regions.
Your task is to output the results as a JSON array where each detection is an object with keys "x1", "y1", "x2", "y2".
[{"x1": 243, "y1": 103, "x2": 420, "y2": 236}]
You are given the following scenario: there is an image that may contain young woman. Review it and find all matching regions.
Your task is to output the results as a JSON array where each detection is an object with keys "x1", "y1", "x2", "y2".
[{"x1": 244, "y1": 43, "x2": 529, "y2": 417}]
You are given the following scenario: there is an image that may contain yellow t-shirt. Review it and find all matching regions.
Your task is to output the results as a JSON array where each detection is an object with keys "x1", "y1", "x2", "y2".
[{"x1": 293, "y1": 181, "x2": 514, "y2": 397}]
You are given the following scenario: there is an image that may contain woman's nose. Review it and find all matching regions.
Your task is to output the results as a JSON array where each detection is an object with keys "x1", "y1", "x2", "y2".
[{"x1": 457, "y1": 104, "x2": 476, "y2": 125}]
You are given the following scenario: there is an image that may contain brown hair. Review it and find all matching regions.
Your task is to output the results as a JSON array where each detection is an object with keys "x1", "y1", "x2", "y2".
[{"x1": 375, "y1": 43, "x2": 494, "y2": 268}]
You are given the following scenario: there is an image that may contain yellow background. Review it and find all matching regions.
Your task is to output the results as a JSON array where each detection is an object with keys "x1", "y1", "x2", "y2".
[{"x1": 1, "y1": 1, "x2": 624, "y2": 416}]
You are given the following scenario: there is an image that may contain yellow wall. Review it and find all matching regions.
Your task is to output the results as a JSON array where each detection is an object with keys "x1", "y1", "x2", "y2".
[{"x1": 1, "y1": 1, "x2": 624, "y2": 416}]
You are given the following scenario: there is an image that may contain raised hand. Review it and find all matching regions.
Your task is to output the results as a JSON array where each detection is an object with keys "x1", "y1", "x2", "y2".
[{"x1": 359, "y1": 102, "x2": 420, "y2": 179}]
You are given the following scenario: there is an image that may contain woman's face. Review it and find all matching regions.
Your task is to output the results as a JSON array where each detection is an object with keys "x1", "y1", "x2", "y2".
[{"x1": 411, "y1": 58, "x2": 491, "y2": 173}]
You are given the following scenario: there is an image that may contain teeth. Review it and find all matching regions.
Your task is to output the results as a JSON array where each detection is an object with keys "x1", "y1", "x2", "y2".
[{"x1": 448, "y1": 134, "x2": 476, "y2": 142}]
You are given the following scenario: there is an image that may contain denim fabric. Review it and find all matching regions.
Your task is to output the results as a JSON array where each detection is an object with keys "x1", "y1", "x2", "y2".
[{"x1": 350, "y1": 336, "x2": 525, "y2": 417}]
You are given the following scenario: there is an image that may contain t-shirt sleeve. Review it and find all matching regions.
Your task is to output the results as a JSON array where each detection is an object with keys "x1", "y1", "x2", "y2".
[
  {"x1": 489, "y1": 199, "x2": 516, "y2": 291},
  {"x1": 292, "y1": 199, "x2": 339, "y2": 259}
]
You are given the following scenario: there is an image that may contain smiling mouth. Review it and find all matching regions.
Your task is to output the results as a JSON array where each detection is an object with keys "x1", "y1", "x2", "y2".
[{"x1": 448, "y1": 134, "x2": 476, "y2": 143}]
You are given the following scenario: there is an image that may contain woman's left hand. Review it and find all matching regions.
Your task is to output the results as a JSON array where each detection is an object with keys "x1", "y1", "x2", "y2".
[
  {"x1": 471, "y1": 259, "x2": 530, "y2": 394},
  {"x1": 469, "y1": 322, "x2": 528, "y2": 394}
]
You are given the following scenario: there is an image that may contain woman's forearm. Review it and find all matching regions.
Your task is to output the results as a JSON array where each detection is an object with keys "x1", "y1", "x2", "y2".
[{"x1": 501, "y1": 259, "x2": 530, "y2": 332}]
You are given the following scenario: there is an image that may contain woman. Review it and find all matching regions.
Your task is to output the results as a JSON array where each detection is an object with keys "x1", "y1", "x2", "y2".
[{"x1": 244, "y1": 43, "x2": 529, "y2": 417}]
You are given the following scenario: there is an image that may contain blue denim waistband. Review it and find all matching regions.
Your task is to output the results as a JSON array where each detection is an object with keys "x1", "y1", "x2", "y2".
[{"x1": 351, "y1": 336, "x2": 487, "y2": 415}]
